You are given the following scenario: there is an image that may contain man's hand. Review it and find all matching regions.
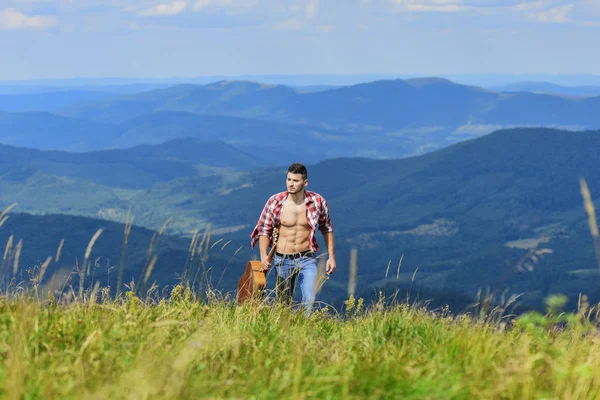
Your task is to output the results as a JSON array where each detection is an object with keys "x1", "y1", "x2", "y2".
[
  {"x1": 326, "y1": 257, "x2": 336, "y2": 275},
  {"x1": 260, "y1": 256, "x2": 271, "y2": 272}
]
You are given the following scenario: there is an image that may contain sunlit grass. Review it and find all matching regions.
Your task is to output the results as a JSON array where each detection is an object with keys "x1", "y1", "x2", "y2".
[
  {"x1": 0, "y1": 287, "x2": 599, "y2": 399},
  {"x1": 1, "y1": 176, "x2": 600, "y2": 399}
]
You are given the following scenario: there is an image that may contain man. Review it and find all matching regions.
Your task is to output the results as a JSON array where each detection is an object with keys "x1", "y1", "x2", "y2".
[{"x1": 250, "y1": 162, "x2": 336, "y2": 313}]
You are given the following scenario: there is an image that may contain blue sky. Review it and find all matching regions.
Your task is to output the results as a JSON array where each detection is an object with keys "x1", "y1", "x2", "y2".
[{"x1": 1, "y1": 0, "x2": 599, "y2": 80}]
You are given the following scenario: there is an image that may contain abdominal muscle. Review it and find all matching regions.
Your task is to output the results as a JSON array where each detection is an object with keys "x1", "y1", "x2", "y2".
[{"x1": 277, "y1": 202, "x2": 311, "y2": 254}]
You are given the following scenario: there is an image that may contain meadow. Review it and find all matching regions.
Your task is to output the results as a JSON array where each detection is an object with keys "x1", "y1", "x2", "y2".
[
  {"x1": 0, "y1": 175, "x2": 599, "y2": 399},
  {"x1": 2, "y1": 284, "x2": 600, "y2": 399}
]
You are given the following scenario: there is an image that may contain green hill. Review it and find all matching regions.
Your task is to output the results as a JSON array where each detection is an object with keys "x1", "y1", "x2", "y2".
[
  {"x1": 0, "y1": 109, "x2": 433, "y2": 162},
  {"x1": 2, "y1": 128, "x2": 600, "y2": 311},
  {"x1": 114, "y1": 111, "x2": 359, "y2": 164},
  {"x1": 0, "y1": 212, "x2": 253, "y2": 295},
  {"x1": 200, "y1": 128, "x2": 600, "y2": 310},
  {"x1": 0, "y1": 139, "x2": 265, "y2": 189}
]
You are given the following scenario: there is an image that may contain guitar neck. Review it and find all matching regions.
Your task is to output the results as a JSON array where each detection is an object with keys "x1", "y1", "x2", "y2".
[
  {"x1": 266, "y1": 228, "x2": 279, "y2": 263},
  {"x1": 266, "y1": 244, "x2": 277, "y2": 263}
]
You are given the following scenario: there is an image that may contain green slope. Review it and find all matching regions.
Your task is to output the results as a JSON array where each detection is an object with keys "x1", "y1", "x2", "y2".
[
  {"x1": 2, "y1": 128, "x2": 600, "y2": 310},
  {"x1": 0, "y1": 212, "x2": 253, "y2": 294}
]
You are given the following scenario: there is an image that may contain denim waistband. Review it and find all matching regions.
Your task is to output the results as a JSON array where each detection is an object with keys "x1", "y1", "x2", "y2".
[{"x1": 274, "y1": 250, "x2": 313, "y2": 259}]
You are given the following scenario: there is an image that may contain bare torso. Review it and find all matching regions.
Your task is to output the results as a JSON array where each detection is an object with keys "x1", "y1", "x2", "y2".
[{"x1": 277, "y1": 197, "x2": 311, "y2": 254}]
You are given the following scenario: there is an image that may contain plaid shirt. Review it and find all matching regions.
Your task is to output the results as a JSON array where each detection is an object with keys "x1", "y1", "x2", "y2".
[{"x1": 250, "y1": 190, "x2": 334, "y2": 253}]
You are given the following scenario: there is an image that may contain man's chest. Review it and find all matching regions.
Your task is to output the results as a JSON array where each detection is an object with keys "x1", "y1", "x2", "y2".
[{"x1": 279, "y1": 201, "x2": 310, "y2": 227}]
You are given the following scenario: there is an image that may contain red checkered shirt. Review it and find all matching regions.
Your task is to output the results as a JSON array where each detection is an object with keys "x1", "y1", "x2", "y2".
[{"x1": 250, "y1": 190, "x2": 334, "y2": 253}]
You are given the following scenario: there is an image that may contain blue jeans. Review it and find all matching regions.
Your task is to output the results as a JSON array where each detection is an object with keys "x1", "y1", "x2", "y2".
[{"x1": 271, "y1": 253, "x2": 318, "y2": 314}]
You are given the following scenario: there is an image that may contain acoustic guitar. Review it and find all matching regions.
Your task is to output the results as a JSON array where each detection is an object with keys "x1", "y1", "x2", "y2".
[{"x1": 237, "y1": 228, "x2": 279, "y2": 305}]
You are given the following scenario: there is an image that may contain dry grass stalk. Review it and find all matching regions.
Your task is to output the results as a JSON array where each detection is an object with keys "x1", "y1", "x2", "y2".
[
  {"x1": 0, "y1": 203, "x2": 17, "y2": 221},
  {"x1": 348, "y1": 248, "x2": 358, "y2": 297},
  {"x1": 13, "y1": 240, "x2": 22, "y2": 277},
  {"x1": 580, "y1": 178, "x2": 599, "y2": 237},
  {"x1": 183, "y1": 229, "x2": 199, "y2": 282},
  {"x1": 314, "y1": 256, "x2": 328, "y2": 296},
  {"x1": 85, "y1": 229, "x2": 104, "y2": 262},
  {"x1": 0, "y1": 215, "x2": 9, "y2": 230},
  {"x1": 396, "y1": 254, "x2": 404, "y2": 283},
  {"x1": 580, "y1": 178, "x2": 600, "y2": 269},
  {"x1": 384, "y1": 260, "x2": 391, "y2": 280},
  {"x1": 158, "y1": 217, "x2": 173, "y2": 236},
  {"x1": 196, "y1": 224, "x2": 212, "y2": 256},
  {"x1": 117, "y1": 211, "x2": 134, "y2": 296},
  {"x1": 38, "y1": 256, "x2": 52, "y2": 284},
  {"x1": 210, "y1": 238, "x2": 224, "y2": 249},
  {"x1": 79, "y1": 229, "x2": 103, "y2": 297},
  {"x1": 192, "y1": 225, "x2": 212, "y2": 293},
  {"x1": 3, "y1": 235, "x2": 13, "y2": 261},
  {"x1": 143, "y1": 255, "x2": 158, "y2": 287},
  {"x1": 55, "y1": 239, "x2": 65, "y2": 262},
  {"x1": 85, "y1": 229, "x2": 104, "y2": 277},
  {"x1": 1, "y1": 235, "x2": 14, "y2": 280}
]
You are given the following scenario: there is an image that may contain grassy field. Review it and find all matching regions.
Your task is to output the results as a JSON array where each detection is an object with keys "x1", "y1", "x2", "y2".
[
  {"x1": 0, "y1": 178, "x2": 599, "y2": 399},
  {"x1": 1, "y1": 286, "x2": 600, "y2": 399}
]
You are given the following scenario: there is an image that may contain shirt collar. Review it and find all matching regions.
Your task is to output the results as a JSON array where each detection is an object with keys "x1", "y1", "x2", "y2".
[{"x1": 277, "y1": 191, "x2": 313, "y2": 204}]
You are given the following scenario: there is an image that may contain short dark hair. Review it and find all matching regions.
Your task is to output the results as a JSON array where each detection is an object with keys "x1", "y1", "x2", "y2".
[{"x1": 287, "y1": 162, "x2": 307, "y2": 179}]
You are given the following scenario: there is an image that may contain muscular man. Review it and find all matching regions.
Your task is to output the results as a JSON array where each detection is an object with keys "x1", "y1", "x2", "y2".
[{"x1": 250, "y1": 162, "x2": 336, "y2": 313}]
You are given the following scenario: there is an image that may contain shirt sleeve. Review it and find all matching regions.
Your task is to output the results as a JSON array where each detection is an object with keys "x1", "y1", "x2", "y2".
[
  {"x1": 250, "y1": 197, "x2": 276, "y2": 248},
  {"x1": 318, "y1": 198, "x2": 334, "y2": 235}
]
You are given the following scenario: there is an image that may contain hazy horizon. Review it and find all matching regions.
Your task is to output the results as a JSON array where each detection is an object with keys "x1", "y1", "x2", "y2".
[
  {"x1": 2, "y1": 1, "x2": 600, "y2": 82},
  {"x1": 3, "y1": 73, "x2": 600, "y2": 90}
]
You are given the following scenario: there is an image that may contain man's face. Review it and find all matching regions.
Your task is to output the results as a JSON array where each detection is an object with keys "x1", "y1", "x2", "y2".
[{"x1": 286, "y1": 172, "x2": 307, "y2": 194}]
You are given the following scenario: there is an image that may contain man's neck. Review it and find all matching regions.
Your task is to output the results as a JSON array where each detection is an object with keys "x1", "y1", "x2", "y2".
[{"x1": 288, "y1": 190, "x2": 305, "y2": 205}]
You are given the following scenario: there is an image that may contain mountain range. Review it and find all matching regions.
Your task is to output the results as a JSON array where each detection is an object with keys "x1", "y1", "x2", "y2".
[
  {"x1": 57, "y1": 78, "x2": 600, "y2": 131},
  {"x1": 1, "y1": 77, "x2": 599, "y2": 165},
  {"x1": 1, "y1": 127, "x2": 600, "y2": 312}
]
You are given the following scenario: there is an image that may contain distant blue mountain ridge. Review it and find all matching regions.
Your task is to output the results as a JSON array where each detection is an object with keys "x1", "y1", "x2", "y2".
[
  {"x1": 55, "y1": 78, "x2": 600, "y2": 130},
  {"x1": 0, "y1": 77, "x2": 599, "y2": 164},
  {"x1": 492, "y1": 81, "x2": 600, "y2": 97}
]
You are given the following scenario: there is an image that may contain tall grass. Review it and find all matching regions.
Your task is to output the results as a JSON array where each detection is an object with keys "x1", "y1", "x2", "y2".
[
  {"x1": 2, "y1": 289, "x2": 600, "y2": 399},
  {"x1": 1, "y1": 180, "x2": 600, "y2": 399}
]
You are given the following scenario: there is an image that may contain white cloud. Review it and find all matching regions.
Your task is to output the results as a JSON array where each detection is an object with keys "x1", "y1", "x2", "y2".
[
  {"x1": 193, "y1": 0, "x2": 258, "y2": 12},
  {"x1": 512, "y1": 1, "x2": 600, "y2": 25},
  {"x1": 530, "y1": 4, "x2": 573, "y2": 23},
  {"x1": 272, "y1": 18, "x2": 303, "y2": 30},
  {"x1": 305, "y1": 0, "x2": 318, "y2": 17},
  {"x1": 513, "y1": 0, "x2": 547, "y2": 11},
  {"x1": 288, "y1": 4, "x2": 301, "y2": 13},
  {"x1": 139, "y1": 1, "x2": 187, "y2": 17},
  {"x1": 394, "y1": 0, "x2": 469, "y2": 13},
  {"x1": 0, "y1": 8, "x2": 58, "y2": 30}
]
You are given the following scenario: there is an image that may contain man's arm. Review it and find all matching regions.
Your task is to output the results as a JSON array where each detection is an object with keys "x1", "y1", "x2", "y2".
[
  {"x1": 323, "y1": 231, "x2": 336, "y2": 275},
  {"x1": 317, "y1": 197, "x2": 336, "y2": 274},
  {"x1": 259, "y1": 235, "x2": 271, "y2": 271},
  {"x1": 250, "y1": 195, "x2": 276, "y2": 251}
]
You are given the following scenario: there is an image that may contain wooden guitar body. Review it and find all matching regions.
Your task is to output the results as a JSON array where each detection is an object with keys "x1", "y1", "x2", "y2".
[
  {"x1": 237, "y1": 261, "x2": 267, "y2": 305},
  {"x1": 237, "y1": 228, "x2": 278, "y2": 305}
]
